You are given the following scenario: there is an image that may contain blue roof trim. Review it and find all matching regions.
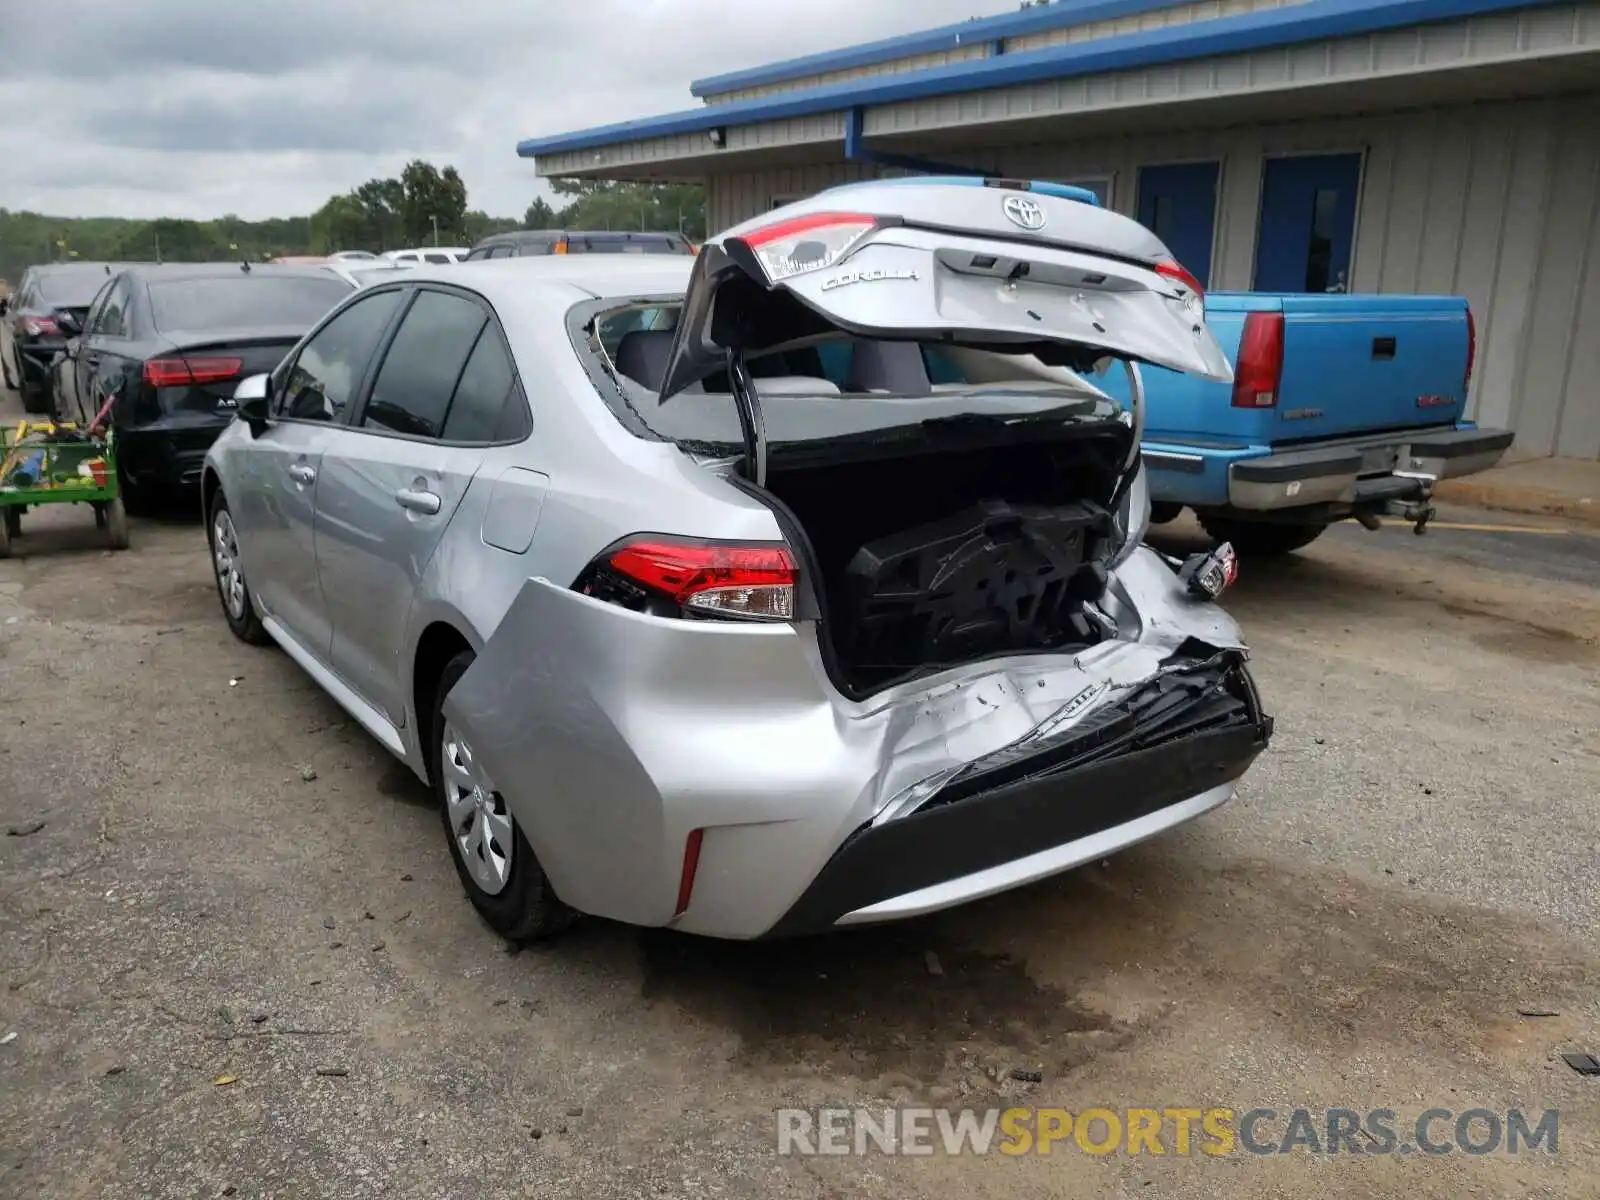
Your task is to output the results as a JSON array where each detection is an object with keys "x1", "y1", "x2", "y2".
[
  {"x1": 688, "y1": 0, "x2": 1194, "y2": 99},
  {"x1": 518, "y1": 0, "x2": 1558, "y2": 159},
  {"x1": 822, "y1": 177, "x2": 1104, "y2": 206}
]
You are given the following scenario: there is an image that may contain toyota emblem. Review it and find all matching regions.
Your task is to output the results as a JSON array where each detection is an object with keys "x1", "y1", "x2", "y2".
[{"x1": 1002, "y1": 194, "x2": 1047, "y2": 231}]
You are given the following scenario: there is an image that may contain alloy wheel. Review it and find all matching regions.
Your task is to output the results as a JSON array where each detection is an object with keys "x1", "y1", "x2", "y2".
[
  {"x1": 441, "y1": 721, "x2": 514, "y2": 895},
  {"x1": 211, "y1": 509, "x2": 247, "y2": 621}
]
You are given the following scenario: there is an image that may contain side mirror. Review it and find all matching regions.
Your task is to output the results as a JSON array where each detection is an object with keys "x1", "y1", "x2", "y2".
[
  {"x1": 55, "y1": 311, "x2": 80, "y2": 337},
  {"x1": 233, "y1": 373, "x2": 272, "y2": 435}
]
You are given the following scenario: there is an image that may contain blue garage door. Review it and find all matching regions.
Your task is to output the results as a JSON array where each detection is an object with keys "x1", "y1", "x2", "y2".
[
  {"x1": 1254, "y1": 153, "x2": 1363, "y2": 293},
  {"x1": 1137, "y1": 162, "x2": 1219, "y2": 288}
]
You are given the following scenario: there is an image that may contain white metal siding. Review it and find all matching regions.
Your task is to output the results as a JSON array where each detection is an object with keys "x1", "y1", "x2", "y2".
[
  {"x1": 701, "y1": 0, "x2": 1312, "y2": 104},
  {"x1": 708, "y1": 94, "x2": 1600, "y2": 458},
  {"x1": 1003, "y1": 0, "x2": 1308, "y2": 53}
]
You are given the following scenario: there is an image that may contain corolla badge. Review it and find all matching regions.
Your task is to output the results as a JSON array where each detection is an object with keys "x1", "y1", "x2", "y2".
[{"x1": 1002, "y1": 194, "x2": 1047, "y2": 231}]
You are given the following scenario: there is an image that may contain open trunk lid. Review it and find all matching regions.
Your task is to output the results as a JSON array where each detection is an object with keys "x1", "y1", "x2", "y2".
[{"x1": 656, "y1": 179, "x2": 1233, "y2": 476}]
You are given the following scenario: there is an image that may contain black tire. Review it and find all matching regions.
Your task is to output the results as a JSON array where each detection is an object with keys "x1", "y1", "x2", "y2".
[
  {"x1": 0, "y1": 511, "x2": 10, "y2": 559},
  {"x1": 104, "y1": 496, "x2": 129, "y2": 551},
  {"x1": 1148, "y1": 501, "x2": 1184, "y2": 525},
  {"x1": 431, "y1": 650, "x2": 572, "y2": 943},
  {"x1": 206, "y1": 491, "x2": 270, "y2": 645},
  {"x1": 1, "y1": 348, "x2": 14, "y2": 391},
  {"x1": 18, "y1": 376, "x2": 51, "y2": 415},
  {"x1": 117, "y1": 462, "x2": 155, "y2": 517},
  {"x1": 3, "y1": 507, "x2": 20, "y2": 539},
  {"x1": 1197, "y1": 514, "x2": 1329, "y2": 558}
]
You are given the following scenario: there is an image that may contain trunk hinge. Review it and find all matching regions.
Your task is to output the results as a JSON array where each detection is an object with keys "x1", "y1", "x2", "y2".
[
  {"x1": 726, "y1": 351, "x2": 769, "y2": 486},
  {"x1": 1121, "y1": 358, "x2": 1146, "y2": 472}
]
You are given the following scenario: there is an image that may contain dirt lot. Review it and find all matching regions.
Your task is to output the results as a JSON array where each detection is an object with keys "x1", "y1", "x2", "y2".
[{"x1": 2, "y1": 389, "x2": 1597, "y2": 1199}]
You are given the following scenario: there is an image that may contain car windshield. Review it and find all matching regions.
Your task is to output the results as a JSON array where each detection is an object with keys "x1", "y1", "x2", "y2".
[
  {"x1": 576, "y1": 300, "x2": 1120, "y2": 458},
  {"x1": 149, "y1": 275, "x2": 353, "y2": 332}
]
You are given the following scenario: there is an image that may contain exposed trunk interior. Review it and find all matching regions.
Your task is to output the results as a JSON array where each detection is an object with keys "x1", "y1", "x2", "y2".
[{"x1": 761, "y1": 424, "x2": 1131, "y2": 697}]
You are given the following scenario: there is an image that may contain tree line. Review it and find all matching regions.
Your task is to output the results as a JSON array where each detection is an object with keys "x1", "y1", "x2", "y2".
[{"x1": 0, "y1": 162, "x2": 707, "y2": 285}]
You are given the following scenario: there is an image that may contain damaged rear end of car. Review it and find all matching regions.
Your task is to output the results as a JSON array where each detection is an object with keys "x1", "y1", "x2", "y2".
[{"x1": 443, "y1": 180, "x2": 1274, "y2": 939}]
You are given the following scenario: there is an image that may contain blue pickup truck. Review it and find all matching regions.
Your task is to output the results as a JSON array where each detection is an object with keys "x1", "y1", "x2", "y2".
[{"x1": 1106, "y1": 292, "x2": 1514, "y2": 556}]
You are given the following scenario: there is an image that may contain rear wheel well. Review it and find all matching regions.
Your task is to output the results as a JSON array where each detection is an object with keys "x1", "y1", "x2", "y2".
[
  {"x1": 201, "y1": 469, "x2": 222, "y2": 521},
  {"x1": 412, "y1": 623, "x2": 473, "y2": 783}
]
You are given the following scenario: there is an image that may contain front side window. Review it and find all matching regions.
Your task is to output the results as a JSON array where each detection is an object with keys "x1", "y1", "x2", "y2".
[
  {"x1": 275, "y1": 288, "x2": 404, "y2": 422},
  {"x1": 361, "y1": 290, "x2": 487, "y2": 439}
]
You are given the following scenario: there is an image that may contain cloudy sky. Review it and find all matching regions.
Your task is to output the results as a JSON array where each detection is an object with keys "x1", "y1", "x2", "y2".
[{"x1": 0, "y1": 0, "x2": 1010, "y2": 222}]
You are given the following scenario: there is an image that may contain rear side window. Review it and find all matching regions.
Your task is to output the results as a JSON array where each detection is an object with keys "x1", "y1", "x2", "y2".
[
  {"x1": 93, "y1": 279, "x2": 131, "y2": 338},
  {"x1": 276, "y1": 288, "x2": 404, "y2": 422},
  {"x1": 38, "y1": 272, "x2": 110, "y2": 308},
  {"x1": 424, "y1": 253, "x2": 452, "y2": 264},
  {"x1": 512, "y1": 242, "x2": 548, "y2": 257},
  {"x1": 362, "y1": 290, "x2": 487, "y2": 439},
  {"x1": 441, "y1": 327, "x2": 518, "y2": 443},
  {"x1": 151, "y1": 275, "x2": 352, "y2": 333}
]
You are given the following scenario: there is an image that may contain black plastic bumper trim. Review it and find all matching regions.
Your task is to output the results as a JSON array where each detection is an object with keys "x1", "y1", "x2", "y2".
[
  {"x1": 764, "y1": 672, "x2": 1272, "y2": 938},
  {"x1": 1232, "y1": 451, "x2": 1364, "y2": 484},
  {"x1": 1408, "y1": 428, "x2": 1514, "y2": 459}
]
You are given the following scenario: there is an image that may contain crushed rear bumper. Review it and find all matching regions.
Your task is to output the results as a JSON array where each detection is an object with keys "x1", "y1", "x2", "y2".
[{"x1": 765, "y1": 649, "x2": 1271, "y2": 936}]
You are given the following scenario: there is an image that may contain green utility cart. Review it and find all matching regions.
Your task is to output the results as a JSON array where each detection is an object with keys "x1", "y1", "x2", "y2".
[{"x1": 0, "y1": 420, "x2": 129, "y2": 557}]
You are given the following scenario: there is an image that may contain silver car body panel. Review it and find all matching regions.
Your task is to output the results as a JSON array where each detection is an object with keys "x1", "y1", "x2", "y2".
[
  {"x1": 441, "y1": 545, "x2": 1246, "y2": 939},
  {"x1": 205, "y1": 215, "x2": 1264, "y2": 941}
]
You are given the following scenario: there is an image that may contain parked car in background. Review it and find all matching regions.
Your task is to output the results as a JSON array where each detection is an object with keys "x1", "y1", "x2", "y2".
[
  {"x1": 464, "y1": 230, "x2": 694, "y2": 259},
  {"x1": 384, "y1": 247, "x2": 468, "y2": 265},
  {"x1": 202, "y1": 180, "x2": 1272, "y2": 945},
  {"x1": 320, "y1": 260, "x2": 414, "y2": 289},
  {"x1": 329, "y1": 251, "x2": 380, "y2": 262},
  {"x1": 3, "y1": 262, "x2": 143, "y2": 412},
  {"x1": 50, "y1": 262, "x2": 352, "y2": 509},
  {"x1": 1126, "y1": 293, "x2": 1512, "y2": 554}
]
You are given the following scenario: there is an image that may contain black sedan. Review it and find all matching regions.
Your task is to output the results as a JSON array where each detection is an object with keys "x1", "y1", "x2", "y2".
[
  {"x1": 49, "y1": 262, "x2": 354, "y2": 508},
  {"x1": 2, "y1": 262, "x2": 139, "y2": 413}
]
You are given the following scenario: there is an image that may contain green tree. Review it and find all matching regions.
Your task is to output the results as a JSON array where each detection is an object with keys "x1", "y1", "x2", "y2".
[
  {"x1": 523, "y1": 197, "x2": 557, "y2": 229},
  {"x1": 399, "y1": 160, "x2": 469, "y2": 245}
]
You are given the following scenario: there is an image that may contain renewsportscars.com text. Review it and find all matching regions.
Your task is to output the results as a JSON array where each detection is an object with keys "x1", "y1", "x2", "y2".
[{"x1": 776, "y1": 1106, "x2": 1560, "y2": 1157}]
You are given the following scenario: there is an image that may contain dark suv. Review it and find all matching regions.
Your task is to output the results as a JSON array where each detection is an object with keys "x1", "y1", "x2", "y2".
[{"x1": 464, "y1": 230, "x2": 695, "y2": 259}]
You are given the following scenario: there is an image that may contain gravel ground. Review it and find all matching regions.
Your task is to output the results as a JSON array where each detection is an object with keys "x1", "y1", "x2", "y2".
[{"x1": 1, "y1": 390, "x2": 1596, "y2": 1199}]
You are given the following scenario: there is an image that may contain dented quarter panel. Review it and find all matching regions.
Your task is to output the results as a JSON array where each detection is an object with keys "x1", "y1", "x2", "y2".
[{"x1": 442, "y1": 543, "x2": 1247, "y2": 938}]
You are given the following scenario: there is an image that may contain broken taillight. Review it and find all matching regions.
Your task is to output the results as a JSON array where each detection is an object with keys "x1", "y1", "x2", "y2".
[
  {"x1": 579, "y1": 536, "x2": 798, "y2": 622},
  {"x1": 1179, "y1": 542, "x2": 1239, "y2": 600},
  {"x1": 734, "y1": 212, "x2": 877, "y2": 284},
  {"x1": 1154, "y1": 258, "x2": 1205, "y2": 301}
]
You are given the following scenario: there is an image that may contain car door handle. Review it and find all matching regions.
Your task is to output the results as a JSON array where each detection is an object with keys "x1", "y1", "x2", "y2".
[
  {"x1": 288, "y1": 464, "x2": 317, "y2": 485},
  {"x1": 395, "y1": 487, "x2": 442, "y2": 515}
]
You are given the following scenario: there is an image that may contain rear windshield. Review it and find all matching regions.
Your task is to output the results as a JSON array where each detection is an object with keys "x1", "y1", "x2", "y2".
[
  {"x1": 37, "y1": 272, "x2": 112, "y2": 307},
  {"x1": 574, "y1": 301, "x2": 1122, "y2": 456},
  {"x1": 150, "y1": 275, "x2": 353, "y2": 332},
  {"x1": 573, "y1": 236, "x2": 684, "y2": 255}
]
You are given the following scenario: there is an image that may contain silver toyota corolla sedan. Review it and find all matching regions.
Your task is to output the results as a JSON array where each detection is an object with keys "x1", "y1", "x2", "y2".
[{"x1": 202, "y1": 179, "x2": 1273, "y2": 942}]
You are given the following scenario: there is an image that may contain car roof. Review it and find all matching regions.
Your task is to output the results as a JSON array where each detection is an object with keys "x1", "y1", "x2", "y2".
[
  {"x1": 383, "y1": 256, "x2": 693, "y2": 303},
  {"x1": 123, "y1": 262, "x2": 350, "y2": 283},
  {"x1": 476, "y1": 229, "x2": 685, "y2": 245}
]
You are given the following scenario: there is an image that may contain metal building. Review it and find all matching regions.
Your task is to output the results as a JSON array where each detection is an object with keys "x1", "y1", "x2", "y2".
[{"x1": 522, "y1": 0, "x2": 1600, "y2": 460}]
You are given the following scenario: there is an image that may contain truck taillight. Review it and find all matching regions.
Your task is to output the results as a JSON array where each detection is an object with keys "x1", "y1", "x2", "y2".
[
  {"x1": 1231, "y1": 312, "x2": 1285, "y2": 409},
  {"x1": 1465, "y1": 306, "x2": 1476, "y2": 393},
  {"x1": 20, "y1": 316, "x2": 59, "y2": 337},
  {"x1": 578, "y1": 536, "x2": 798, "y2": 622}
]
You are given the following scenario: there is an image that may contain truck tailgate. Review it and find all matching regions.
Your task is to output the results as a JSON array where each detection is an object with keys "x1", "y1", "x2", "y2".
[{"x1": 1271, "y1": 294, "x2": 1470, "y2": 444}]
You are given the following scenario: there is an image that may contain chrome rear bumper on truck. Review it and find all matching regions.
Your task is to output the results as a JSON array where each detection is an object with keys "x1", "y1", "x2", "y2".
[{"x1": 1226, "y1": 425, "x2": 1514, "y2": 512}]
